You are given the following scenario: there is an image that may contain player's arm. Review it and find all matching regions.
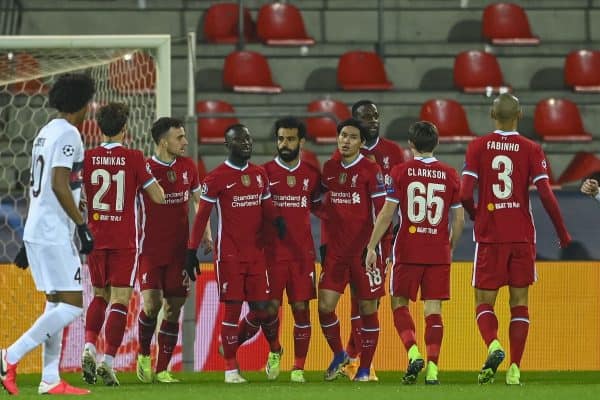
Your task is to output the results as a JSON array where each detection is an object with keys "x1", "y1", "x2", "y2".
[
  {"x1": 535, "y1": 179, "x2": 572, "y2": 248},
  {"x1": 53, "y1": 167, "x2": 94, "y2": 254},
  {"x1": 184, "y1": 198, "x2": 214, "y2": 281},
  {"x1": 365, "y1": 200, "x2": 396, "y2": 269},
  {"x1": 144, "y1": 180, "x2": 165, "y2": 204},
  {"x1": 449, "y1": 206, "x2": 464, "y2": 254},
  {"x1": 191, "y1": 189, "x2": 213, "y2": 254},
  {"x1": 52, "y1": 167, "x2": 84, "y2": 225},
  {"x1": 460, "y1": 174, "x2": 477, "y2": 221}
]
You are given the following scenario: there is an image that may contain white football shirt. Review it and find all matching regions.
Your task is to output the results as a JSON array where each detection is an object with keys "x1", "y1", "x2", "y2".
[{"x1": 23, "y1": 118, "x2": 84, "y2": 245}]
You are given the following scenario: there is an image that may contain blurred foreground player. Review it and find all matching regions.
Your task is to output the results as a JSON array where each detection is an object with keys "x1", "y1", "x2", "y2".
[{"x1": 461, "y1": 94, "x2": 571, "y2": 385}]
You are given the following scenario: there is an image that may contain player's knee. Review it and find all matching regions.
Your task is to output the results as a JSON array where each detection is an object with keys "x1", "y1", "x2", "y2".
[
  {"x1": 291, "y1": 301, "x2": 307, "y2": 312},
  {"x1": 110, "y1": 287, "x2": 133, "y2": 306},
  {"x1": 317, "y1": 300, "x2": 335, "y2": 314},
  {"x1": 249, "y1": 301, "x2": 270, "y2": 312},
  {"x1": 423, "y1": 300, "x2": 442, "y2": 316},
  {"x1": 358, "y1": 299, "x2": 377, "y2": 315}
]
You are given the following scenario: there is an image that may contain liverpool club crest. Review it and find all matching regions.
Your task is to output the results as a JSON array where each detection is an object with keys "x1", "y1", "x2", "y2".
[
  {"x1": 166, "y1": 170, "x2": 176, "y2": 183},
  {"x1": 241, "y1": 174, "x2": 251, "y2": 187},
  {"x1": 287, "y1": 175, "x2": 296, "y2": 187}
]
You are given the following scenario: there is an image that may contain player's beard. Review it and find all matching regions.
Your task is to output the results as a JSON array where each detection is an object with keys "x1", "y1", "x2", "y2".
[{"x1": 278, "y1": 146, "x2": 300, "y2": 163}]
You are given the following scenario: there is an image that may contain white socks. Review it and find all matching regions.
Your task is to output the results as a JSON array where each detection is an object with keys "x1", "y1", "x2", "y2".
[
  {"x1": 41, "y1": 302, "x2": 62, "y2": 384},
  {"x1": 7, "y1": 302, "x2": 83, "y2": 365}
]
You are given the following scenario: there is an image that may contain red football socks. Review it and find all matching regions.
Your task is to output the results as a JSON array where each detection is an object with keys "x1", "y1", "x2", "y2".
[
  {"x1": 476, "y1": 303, "x2": 499, "y2": 347},
  {"x1": 425, "y1": 313, "x2": 444, "y2": 364},
  {"x1": 393, "y1": 306, "x2": 417, "y2": 351},
  {"x1": 292, "y1": 308, "x2": 311, "y2": 370},
  {"x1": 319, "y1": 310, "x2": 343, "y2": 354},
  {"x1": 509, "y1": 306, "x2": 529, "y2": 367},
  {"x1": 358, "y1": 312, "x2": 379, "y2": 370},
  {"x1": 84, "y1": 296, "x2": 107, "y2": 345},
  {"x1": 104, "y1": 303, "x2": 128, "y2": 357}
]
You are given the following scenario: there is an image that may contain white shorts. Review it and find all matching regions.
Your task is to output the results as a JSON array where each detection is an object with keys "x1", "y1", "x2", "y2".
[{"x1": 25, "y1": 241, "x2": 82, "y2": 294}]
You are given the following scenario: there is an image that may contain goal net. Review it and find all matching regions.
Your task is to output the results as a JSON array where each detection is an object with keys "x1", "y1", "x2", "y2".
[{"x1": 0, "y1": 35, "x2": 171, "y2": 373}]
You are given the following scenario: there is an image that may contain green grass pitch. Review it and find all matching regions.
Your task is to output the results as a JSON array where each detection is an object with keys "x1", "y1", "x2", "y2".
[{"x1": 7, "y1": 371, "x2": 600, "y2": 399}]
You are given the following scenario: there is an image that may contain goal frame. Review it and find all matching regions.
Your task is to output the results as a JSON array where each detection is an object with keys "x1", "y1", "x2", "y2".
[{"x1": 0, "y1": 34, "x2": 171, "y2": 118}]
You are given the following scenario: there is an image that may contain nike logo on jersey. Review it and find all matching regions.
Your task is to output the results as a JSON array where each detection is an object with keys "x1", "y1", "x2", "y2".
[
  {"x1": 370, "y1": 286, "x2": 381, "y2": 293},
  {"x1": 226, "y1": 183, "x2": 236, "y2": 189},
  {"x1": 269, "y1": 181, "x2": 280, "y2": 186},
  {"x1": 326, "y1": 176, "x2": 335, "y2": 181}
]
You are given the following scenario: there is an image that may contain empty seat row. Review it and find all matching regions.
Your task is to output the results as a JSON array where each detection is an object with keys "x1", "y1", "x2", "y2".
[
  {"x1": 195, "y1": 97, "x2": 593, "y2": 144},
  {"x1": 203, "y1": 2, "x2": 539, "y2": 46},
  {"x1": 203, "y1": 2, "x2": 314, "y2": 46},
  {"x1": 220, "y1": 49, "x2": 600, "y2": 93}
]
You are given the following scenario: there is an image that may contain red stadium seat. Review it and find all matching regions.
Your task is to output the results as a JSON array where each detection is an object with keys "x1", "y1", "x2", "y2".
[
  {"x1": 203, "y1": 3, "x2": 256, "y2": 44},
  {"x1": 196, "y1": 100, "x2": 239, "y2": 144},
  {"x1": 256, "y1": 3, "x2": 315, "y2": 46},
  {"x1": 419, "y1": 99, "x2": 476, "y2": 142},
  {"x1": 223, "y1": 51, "x2": 282, "y2": 93},
  {"x1": 558, "y1": 152, "x2": 600, "y2": 185},
  {"x1": 306, "y1": 99, "x2": 351, "y2": 143},
  {"x1": 534, "y1": 98, "x2": 592, "y2": 142},
  {"x1": 482, "y1": 3, "x2": 540, "y2": 45},
  {"x1": 454, "y1": 50, "x2": 510, "y2": 94},
  {"x1": 109, "y1": 51, "x2": 155, "y2": 95},
  {"x1": 337, "y1": 51, "x2": 393, "y2": 91},
  {"x1": 564, "y1": 50, "x2": 600, "y2": 92},
  {"x1": 0, "y1": 52, "x2": 48, "y2": 95}
]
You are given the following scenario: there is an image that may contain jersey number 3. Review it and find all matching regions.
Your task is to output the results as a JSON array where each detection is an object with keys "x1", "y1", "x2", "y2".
[
  {"x1": 91, "y1": 169, "x2": 125, "y2": 212},
  {"x1": 491, "y1": 155, "x2": 513, "y2": 199}
]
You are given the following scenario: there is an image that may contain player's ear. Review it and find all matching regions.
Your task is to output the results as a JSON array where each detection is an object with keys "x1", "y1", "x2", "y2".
[
  {"x1": 299, "y1": 137, "x2": 306, "y2": 147},
  {"x1": 490, "y1": 108, "x2": 497, "y2": 121}
]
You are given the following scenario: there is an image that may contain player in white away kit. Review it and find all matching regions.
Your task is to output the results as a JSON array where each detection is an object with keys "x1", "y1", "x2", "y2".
[{"x1": 1, "y1": 73, "x2": 96, "y2": 396}]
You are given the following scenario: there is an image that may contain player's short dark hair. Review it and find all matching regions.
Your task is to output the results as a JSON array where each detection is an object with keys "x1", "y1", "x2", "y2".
[
  {"x1": 48, "y1": 73, "x2": 95, "y2": 113},
  {"x1": 151, "y1": 117, "x2": 184, "y2": 144},
  {"x1": 337, "y1": 118, "x2": 368, "y2": 142},
  {"x1": 351, "y1": 99, "x2": 376, "y2": 117},
  {"x1": 408, "y1": 121, "x2": 439, "y2": 153},
  {"x1": 97, "y1": 102, "x2": 130, "y2": 137},
  {"x1": 273, "y1": 117, "x2": 306, "y2": 140},
  {"x1": 224, "y1": 123, "x2": 249, "y2": 137}
]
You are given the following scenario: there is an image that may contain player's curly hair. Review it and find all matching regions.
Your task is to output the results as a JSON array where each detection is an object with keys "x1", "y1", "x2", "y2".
[
  {"x1": 337, "y1": 118, "x2": 368, "y2": 142},
  {"x1": 48, "y1": 73, "x2": 95, "y2": 113},
  {"x1": 408, "y1": 121, "x2": 439, "y2": 153},
  {"x1": 97, "y1": 102, "x2": 130, "y2": 137},
  {"x1": 273, "y1": 117, "x2": 306, "y2": 140},
  {"x1": 151, "y1": 117, "x2": 184, "y2": 144}
]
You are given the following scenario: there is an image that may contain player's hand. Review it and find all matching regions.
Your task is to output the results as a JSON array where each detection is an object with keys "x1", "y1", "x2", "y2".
[
  {"x1": 77, "y1": 223, "x2": 94, "y2": 254},
  {"x1": 79, "y1": 198, "x2": 87, "y2": 212},
  {"x1": 581, "y1": 179, "x2": 599, "y2": 197},
  {"x1": 559, "y1": 231, "x2": 572, "y2": 249},
  {"x1": 273, "y1": 216, "x2": 286, "y2": 239},
  {"x1": 14, "y1": 245, "x2": 29, "y2": 269},
  {"x1": 364, "y1": 248, "x2": 377, "y2": 271},
  {"x1": 392, "y1": 224, "x2": 400, "y2": 238},
  {"x1": 184, "y1": 248, "x2": 201, "y2": 281}
]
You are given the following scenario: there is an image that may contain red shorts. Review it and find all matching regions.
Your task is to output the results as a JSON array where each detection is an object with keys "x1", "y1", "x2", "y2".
[
  {"x1": 473, "y1": 242, "x2": 536, "y2": 290},
  {"x1": 391, "y1": 263, "x2": 450, "y2": 301},
  {"x1": 267, "y1": 258, "x2": 316, "y2": 303},
  {"x1": 319, "y1": 254, "x2": 385, "y2": 300},
  {"x1": 215, "y1": 259, "x2": 270, "y2": 302},
  {"x1": 138, "y1": 254, "x2": 188, "y2": 297},
  {"x1": 88, "y1": 248, "x2": 138, "y2": 288}
]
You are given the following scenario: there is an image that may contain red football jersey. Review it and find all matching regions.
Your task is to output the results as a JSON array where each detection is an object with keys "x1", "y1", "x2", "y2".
[
  {"x1": 140, "y1": 155, "x2": 200, "y2": 263},
  {"x1": 463, "y1": 130, "x2": 549, "y2": 243},
  {"x1": 322, "y1": 154, "x2": 386, "y2": 257},
  {"x1": 263, "y1": 157, "x2": 321, "y2": 261},
  {"x1": 387, "y1": 157, "x2": 461, "y2": 265},
  {"x1": 83, "y1": 143, "x2": 155, "y2": 249},
  {"x1": 200, "y1": 161, "x2": 271, "y2": 262}
]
